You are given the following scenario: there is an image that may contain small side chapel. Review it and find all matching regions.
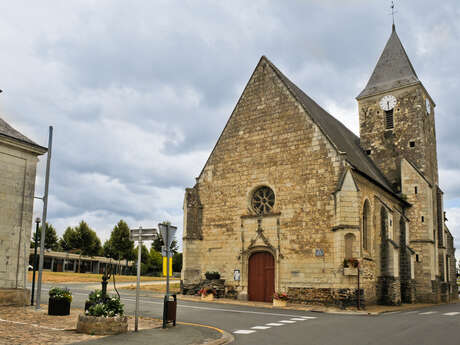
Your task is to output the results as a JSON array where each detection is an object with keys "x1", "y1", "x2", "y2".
[{"x1": 181, "y1": 25, "x2": 457, "y2": 305}]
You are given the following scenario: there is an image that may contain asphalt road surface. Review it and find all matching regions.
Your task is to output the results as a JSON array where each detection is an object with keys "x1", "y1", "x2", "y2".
[{"x1": 37, "y1": 283, "x2": 460, "y2": 345}]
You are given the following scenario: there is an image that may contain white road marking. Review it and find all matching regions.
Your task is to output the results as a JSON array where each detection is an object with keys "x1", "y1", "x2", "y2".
[
  {"x1": 403, "y1": 311, "x2": 418, "y2": 314},
  {"x1": 251, "y1": 326, "x2": 271, "y2": 330},
  {"x1": 442, "y1": 312, "x2": 460, "y2": 316},
  {"x1": 266, "y1": 323, "x2": 284, "y2": 326},
  {"x1": 234, "y1": 330, "x2": 256, "y2": 334},
  {"x1": 279, "y1": 320, "x2": 296, "y2": 323},
  {"x1": 291, "y1": 318, "x2": 307, "y2": 321},
  {"x1": 419, "y1": 311, "x2": 437, "y2": 315}
]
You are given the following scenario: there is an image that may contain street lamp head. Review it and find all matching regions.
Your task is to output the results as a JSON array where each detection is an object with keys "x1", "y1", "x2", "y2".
[{"x1": 35, "y1": 217, "x2": 41, "y2": 224}]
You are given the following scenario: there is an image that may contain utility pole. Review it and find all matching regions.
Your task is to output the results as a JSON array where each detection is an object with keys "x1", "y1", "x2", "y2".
[{"x1": 36, "y1": 126, "x2": 53, "y2": 309}]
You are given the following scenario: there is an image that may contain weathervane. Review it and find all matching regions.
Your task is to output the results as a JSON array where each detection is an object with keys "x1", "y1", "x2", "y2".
[{"x1": 390, "y1": 0, "x2": 397, "y2": 29}]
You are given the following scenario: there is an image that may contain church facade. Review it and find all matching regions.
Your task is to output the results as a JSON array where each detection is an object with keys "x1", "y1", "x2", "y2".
[{"x1": 182, "y1": 26, "x2": 457, "y2": 305}]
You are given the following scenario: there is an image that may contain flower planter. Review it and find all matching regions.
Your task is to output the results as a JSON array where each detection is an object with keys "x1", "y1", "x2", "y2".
[
  {"x1": 77, "y1": 314, "x2": 128, "y2": 335},
  {"x1": 273, "y1": 299, "x2": 288, "y2": 307},
  {"x1": 344, "y1": 267, "x2": 358, "y2": 276},
  {"x1": 48, "y1": 298, "x2": 71, "y2": 316},
  {"x1": 201, "y1": 294, "x2": 214, "y2": 301}
]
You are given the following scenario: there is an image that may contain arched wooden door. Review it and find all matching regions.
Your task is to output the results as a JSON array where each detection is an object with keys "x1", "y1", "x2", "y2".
[{"x1": 248, "y1": 252, "x2": 275, "y2": 302}]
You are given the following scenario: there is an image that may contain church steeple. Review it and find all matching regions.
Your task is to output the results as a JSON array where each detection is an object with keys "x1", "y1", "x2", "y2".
[{"x1": 357, "y1": 27, "x2": 419, "y2": 100}]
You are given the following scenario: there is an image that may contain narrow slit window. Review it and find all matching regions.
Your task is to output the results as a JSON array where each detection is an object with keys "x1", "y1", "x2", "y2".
[
  {"x1": 421, "y1": 216, "x2": 424, "y2": 223},
  {"x1": 415, "y1": 186, "x2": 418, "y2": 194},
  {"x1": 416, "y1": 254, "x2": 420, "y2": 262},
  {"x1": 409, "y1": 141, "x2": 415, "y2": 147},
  {"x1": 366, "y1": 149, "x2": 371, "y2": 155},
  {"x1": 385, "y1": 109, "x2": 394, "y2": 129}
]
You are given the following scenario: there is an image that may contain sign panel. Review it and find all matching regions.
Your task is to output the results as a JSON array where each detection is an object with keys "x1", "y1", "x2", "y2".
[
  {"x1": 233, "y1": 269, "x2": 240, "y2": 281},
  {"x1": 159, "y1": 224, "x2": 177, "y2": 248},
  {"x1": 130, "y1": 228, "x2": 157, "y2": 236},
  {"x1": 315, "y1": 248, "x2": 324, "y2": 257}
]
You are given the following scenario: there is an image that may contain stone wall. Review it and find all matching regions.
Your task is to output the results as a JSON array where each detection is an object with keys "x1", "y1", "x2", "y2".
[
  {"x1": 288, "y1": 287, "x2": 365, "y2": 309},
  {"x1": 0, "y1": 140, "x2": 41, "y2": 292},
  {"x1": 377, "y1": 276, "x2": 401, "y2": 305}
]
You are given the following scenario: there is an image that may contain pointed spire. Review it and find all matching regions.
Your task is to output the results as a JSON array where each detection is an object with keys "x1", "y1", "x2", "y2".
[{"x1": 357, "y1": 27, "x2": 419, "y2": 99}]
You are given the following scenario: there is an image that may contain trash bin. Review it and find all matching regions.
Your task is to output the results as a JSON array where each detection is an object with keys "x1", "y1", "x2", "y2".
[{"x1": 162, "y1": 294, "x2": 177, "y2": 328}]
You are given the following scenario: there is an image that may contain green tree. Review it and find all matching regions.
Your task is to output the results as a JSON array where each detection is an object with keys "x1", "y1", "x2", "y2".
[
  {"x1": 59, "y1": 227, "x2": 78, "y2": 251},
  {"x1": 59, "y1": 221, "x2": 102, "y2": 256},
  {"x1": 107, "y1": 220, "x2": 135, "y2": 261},
  {"x1": 31, "y1": 222, "x2": 60, "y2": 251},
  {"x1": 149, "y1": 248, "x2": 163, "y2": 274},
  {"x1": 134, "y1": 244, "x2": 151, "y2": 275},
  {"x1": 172, "y1": 252, "x2": 183, "y2": 273},
  {"x1": 102, "y1": 239, "x2": 116, "y2": 258}
]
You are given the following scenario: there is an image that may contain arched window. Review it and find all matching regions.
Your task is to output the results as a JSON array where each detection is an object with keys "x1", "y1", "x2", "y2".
[
  {"x1": 363, "y1": 200, "x2": 371, "y2": 251},
  {"x1": 345, "y1": 233, "x2": 355, "y2": 259}
]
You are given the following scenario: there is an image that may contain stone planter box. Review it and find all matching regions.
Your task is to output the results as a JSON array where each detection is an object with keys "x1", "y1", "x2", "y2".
[
  {"x1": 201, "y1": 294, "x2": 214, "y2": 301},
  {"x1": 344, "y1": 267, "x2": 358, "y2": 276},
  {"x1": 273, "y1": 299, "x2": 288, "y2": 307},
  {"x1": 77, "y1": 314, "x2": 128, "y2": 335}
]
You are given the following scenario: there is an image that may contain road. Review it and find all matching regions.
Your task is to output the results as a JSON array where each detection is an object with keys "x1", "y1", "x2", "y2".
[{"x1": 37, "y1": 283, "x2": 460, "y2": 345}]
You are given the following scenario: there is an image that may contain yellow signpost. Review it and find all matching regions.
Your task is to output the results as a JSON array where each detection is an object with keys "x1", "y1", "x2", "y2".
[{"x1": 162, "y1": 257, "x2": 173, "y2": 277}]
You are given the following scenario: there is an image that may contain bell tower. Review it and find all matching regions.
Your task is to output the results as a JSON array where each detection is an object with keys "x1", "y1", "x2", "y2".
[{"x1": 356, "y1": 25, "x2": 439, "y2": 190}]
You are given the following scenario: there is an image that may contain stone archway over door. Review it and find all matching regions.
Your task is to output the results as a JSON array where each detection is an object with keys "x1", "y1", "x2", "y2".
[{"x1": 248, "y1": 252, "x2": 275, "y2": 302}]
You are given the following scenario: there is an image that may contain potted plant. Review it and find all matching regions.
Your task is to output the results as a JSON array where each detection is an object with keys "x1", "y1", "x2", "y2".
[
  {"x1": 199, "y1": 287, "x2": 216, "y2": 301},
  {"x1": 343, "y1": 258, "x2": 359, "y2": 276},
  {"x1": 273, "y1": 292, "x2": 289, "y2": 307},
  {"x1": 205, "y1": 271, "x2": 221, "y2": 280},
  {"x1": 48, "y1": 287, "x2": 72, "y2": 315},
  {"x1": 77, "y1": 290, "x2": 127, "y2": 335}
]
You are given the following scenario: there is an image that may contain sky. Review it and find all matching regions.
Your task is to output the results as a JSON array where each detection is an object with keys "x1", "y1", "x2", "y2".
[{"x1": 0, "y1": 0, "x2": 459, "y2": 257}]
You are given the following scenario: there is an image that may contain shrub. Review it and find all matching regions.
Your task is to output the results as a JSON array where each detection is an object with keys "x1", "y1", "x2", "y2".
[
  {"x1": 205, "y1": 271, "x2": 220, "y2": 280},
  {"x1": 49, "y1": 287, "x2": 72, "y2": 303},
  {"x1": 87, "y1": 296, "x2": 124, "y2": 317}
]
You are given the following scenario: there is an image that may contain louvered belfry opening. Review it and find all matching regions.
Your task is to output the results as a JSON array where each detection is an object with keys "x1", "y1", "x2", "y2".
[{"x1": 385, "y1": 109, "x2": 394, "y2": 129}]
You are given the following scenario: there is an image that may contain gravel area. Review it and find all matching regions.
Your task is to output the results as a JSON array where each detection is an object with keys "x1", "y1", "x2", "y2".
[{"x1": 0, "y1": 305, "x2": 161, "y2": 345}]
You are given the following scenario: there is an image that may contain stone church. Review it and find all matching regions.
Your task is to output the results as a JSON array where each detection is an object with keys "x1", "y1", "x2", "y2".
[{"x1": 182, "y1": 25, "x2": 458, "y2": 305}]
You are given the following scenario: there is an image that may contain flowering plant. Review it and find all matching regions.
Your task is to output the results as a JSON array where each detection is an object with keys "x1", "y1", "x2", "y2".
[
  {"x1": 49, "y1": 287, "x2": 72, "y2": 303},
  {"x1": 343, "y1": 258, "x2": 359, "y2": 268},
  {"x1": 199, "y1": 287, "x2": 216, "y2": 297},
  {"x1": 273, "y1": 292, "x2": 288, "y2": 301}
]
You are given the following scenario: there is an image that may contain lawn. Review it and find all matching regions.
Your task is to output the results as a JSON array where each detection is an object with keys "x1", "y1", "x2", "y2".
[
  {"x1": 124, "y1": 282, "x2": 181, "y2": 293},
  {"x1": 27, "y1": 271, "x2": 165, "y2": 283}
]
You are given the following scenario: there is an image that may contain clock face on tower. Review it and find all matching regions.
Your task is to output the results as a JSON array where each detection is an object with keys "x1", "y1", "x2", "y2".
[{"x1": 379, "y1": 95, "x2": 397, "y2": 111}]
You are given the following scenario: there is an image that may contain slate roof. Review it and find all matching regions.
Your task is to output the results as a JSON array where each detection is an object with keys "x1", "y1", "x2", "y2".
[
  {"x1": 264, "y1": 57, "x2": 395, "y2": 194},
  {"x1": 0, "y1": 116, "x2": 46, "y2": 151},
  {"x1": 357, "y1": 26, "x2": 420, "y2": 99}
]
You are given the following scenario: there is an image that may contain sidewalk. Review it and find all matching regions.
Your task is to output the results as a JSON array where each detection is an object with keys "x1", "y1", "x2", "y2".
[
  {"x1": 0, "y1": 305, "x2": 231, "y2": 345},
  {"x1": 71, "y1": 322, "x2": 231, "y2": 345}
]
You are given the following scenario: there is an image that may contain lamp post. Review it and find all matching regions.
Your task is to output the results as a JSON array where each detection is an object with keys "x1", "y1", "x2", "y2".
[{"x1": 31, "y1": 218, "x2": 40, "y2": 306}]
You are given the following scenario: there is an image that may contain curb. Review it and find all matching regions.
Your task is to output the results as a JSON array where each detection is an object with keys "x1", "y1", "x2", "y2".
[{"x1": 177, "y1": 321, "x2": 234, "y2": 345}]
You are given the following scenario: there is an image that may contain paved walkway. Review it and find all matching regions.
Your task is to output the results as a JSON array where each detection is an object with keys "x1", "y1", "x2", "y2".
[{"x1": 71, "y1": 322, "x2": 229, "y2": 345}]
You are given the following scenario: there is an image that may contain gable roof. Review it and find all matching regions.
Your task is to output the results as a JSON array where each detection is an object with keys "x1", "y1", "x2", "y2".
[
  {"x1": 264, "y1": 57, "x2": 394, "y2": 194},
  {"x1": 0, "y1": 116, "x2": 47, "y2": 153},
  {"x1": 357, "y1": 26, "x2": 420, "y2": 99}
]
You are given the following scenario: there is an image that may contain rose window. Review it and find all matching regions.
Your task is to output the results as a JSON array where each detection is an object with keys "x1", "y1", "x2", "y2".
[{"x1": 251, "y1": 186, "x2": 275, "y2": 215}]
